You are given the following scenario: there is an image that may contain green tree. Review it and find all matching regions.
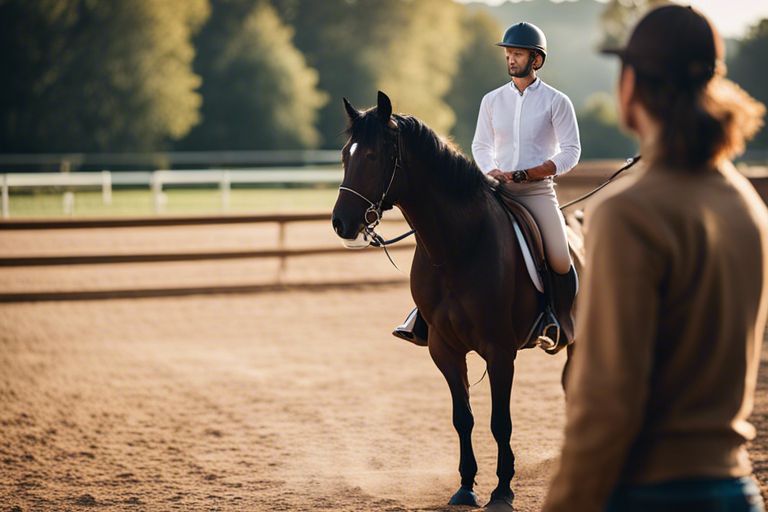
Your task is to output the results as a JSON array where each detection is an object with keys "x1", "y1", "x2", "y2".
[
  {"x1": 273, "y1": 0, "x2": 385, "y2": 148},
  {"x1": 275, "y1": 0, "x2": 466, "y2": 147},
  {"x1": 181, "y1": 0, "x2": 327, "y2": 150},
  {"x1": 375, "y1": 0, "x2": 466, "y2": 136},
  {"x1": 0, "y1": 0, "x2": 209, "y2": 152},
  {"x1": 598, "y1": 0, "x2": 665, "y2": 50},
  {"x1": 577, "y1": 92, "x2": 637, "y2": 159},
  {"x1": 729, "y1": 19, "x2": 768, "y2": 153},
  {"x1": 445, "y1": 10, "x2": 507, "y2": 153}
]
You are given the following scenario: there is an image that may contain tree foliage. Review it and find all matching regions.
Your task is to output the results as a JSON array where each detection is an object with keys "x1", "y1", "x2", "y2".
[
  {"x1": 445, "y1": 10, "x2": 507, "y2": 153},
  {"x1": 728, "y1": 19, "x2": 768, "y2": 152},
  {"x1": 577, "y1": 92, "x2": 637, "y2": 159},
  {"x1": 180, "y1": 0, "x2": 327, "y2": 150},
  {"x1": 375, "y1": 0, "x2": 466, "y2": 136},
  {"x1": 598, "y1": 0, "x2": 665, "y2": 50},
  {"x1": 0, "y1": 0, "x2": 209, "y2": 152},
  {"x1": 275, "y1": 0, "x2": 466, "y2": 148}
]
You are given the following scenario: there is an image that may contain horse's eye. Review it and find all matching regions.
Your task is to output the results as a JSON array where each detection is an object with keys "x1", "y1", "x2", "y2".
[{"x1": 365, "y1": 153, "x2": 376, "y2": 161}]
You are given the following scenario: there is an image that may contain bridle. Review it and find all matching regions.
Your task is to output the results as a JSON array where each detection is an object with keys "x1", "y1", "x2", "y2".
[{"x1": 338, "y1": 124, "x2": 416, "y2": 253}]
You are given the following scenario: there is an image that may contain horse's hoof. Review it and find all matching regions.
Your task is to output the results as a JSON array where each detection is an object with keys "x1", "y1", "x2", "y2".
[
  {"x1": 484, "y1": 498, "x2": 514, "y2": 511},
  {"x1": 448, "y1": 486, "x2": 480, "y2": 507},
  {"x1": 484, "y1": 491, "x2": 514, "y2": 511}
]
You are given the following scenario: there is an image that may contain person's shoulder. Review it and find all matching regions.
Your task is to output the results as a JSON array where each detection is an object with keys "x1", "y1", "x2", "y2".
[
  {"x1": 720, "y1": 161, "x2": 768, "y2": 227},
  {"x1": 482, "y1": 83, "x2": 511, "y2": 103},
  {"x1": 583, "y1": 167, "x2": 658, "y2": 231},
  {"x1": 538, "y1": 80, "x2": 573, "y2": 103}
]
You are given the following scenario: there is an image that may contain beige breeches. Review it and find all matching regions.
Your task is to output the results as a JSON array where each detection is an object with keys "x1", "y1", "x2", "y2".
[{"x1": 498, "y1": 179, "x2": 572, "y2": 274}]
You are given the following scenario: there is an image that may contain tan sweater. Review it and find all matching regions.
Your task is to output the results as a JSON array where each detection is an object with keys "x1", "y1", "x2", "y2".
[{"x1": 543, "y1": 162, "x2": 768, "y2": 512}]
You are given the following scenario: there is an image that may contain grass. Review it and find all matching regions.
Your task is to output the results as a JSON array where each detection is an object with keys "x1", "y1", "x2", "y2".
[{"x1": 6, "y1": 187, "x2": 341, "y2": 218}]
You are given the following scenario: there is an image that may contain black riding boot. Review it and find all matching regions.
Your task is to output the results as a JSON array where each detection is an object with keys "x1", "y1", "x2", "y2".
[
  {"x1": 392, "y1": 308, "x2": 429, "y2": 346},
  {"x1": 539, "y1": 265, "x2": 578, "y2": 355}
]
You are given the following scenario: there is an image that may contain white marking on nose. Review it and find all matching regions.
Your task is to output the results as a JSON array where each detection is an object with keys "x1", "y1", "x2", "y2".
[{"x1": 350, "y1": 142, "x2": 358, "y2": 156}]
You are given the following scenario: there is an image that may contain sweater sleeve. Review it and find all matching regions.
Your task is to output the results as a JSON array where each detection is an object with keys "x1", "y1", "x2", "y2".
[
  {"x1": 471, "y1": 94, "x2": 497, "y2": 174},
  {"x1": 549, "y1": 93, "x2": 581, "y2": 176},
  {"x1": 543, "y1": 195, "x2": 665, "y2": 512}
]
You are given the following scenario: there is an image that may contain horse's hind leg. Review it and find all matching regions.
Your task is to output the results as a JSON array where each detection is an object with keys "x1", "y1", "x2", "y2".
[
  {"x1": 429, "y1": 342, "x2": 479, "y2": 507},
  {"x1": 486, "y1": 350, "x2": 516, "y2": 509}
]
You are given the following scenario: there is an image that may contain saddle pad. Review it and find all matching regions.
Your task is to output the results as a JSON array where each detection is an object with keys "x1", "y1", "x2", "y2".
[
  {"x1": 495, "y1": 190, "x2": 547, "y2": 294},
  {"x1": 513, "y1": 220, "x2": 544, "y2": 293}
]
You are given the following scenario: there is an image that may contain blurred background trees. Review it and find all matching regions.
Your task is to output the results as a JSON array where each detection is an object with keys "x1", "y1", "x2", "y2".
[
  {"x1": 0, "y1": 0, "x2": 209, "y2": 152},
  {"x1": 0, "y1": 0, "x2": 765, "y2": 160},
  {"x1": 729, "y1": 19, "x2": 768, "y2": 155},
  {"x1": 180, "y1": 0, "x2": 326, "y2": 150}
]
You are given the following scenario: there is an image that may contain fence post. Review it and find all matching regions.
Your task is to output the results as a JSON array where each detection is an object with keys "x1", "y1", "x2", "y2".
[
  {"x1": 220, "y1": 170, "x2": 230, "y2": 212},
  {"x1": 152, "y1": 171, "x2": 164, "y2": 214},
  {"x1": 61, "y1": 160, "x2": 73, "y2": 215},
  {"x1": 102, "y1": 170, "x2": 112, "y2": 206},
  {"x1": 1, "y1": 174, "x2": 8, "y2": 219},
  {"x1": 277, "y1": 220, "x2": 287, "y2": 283}
]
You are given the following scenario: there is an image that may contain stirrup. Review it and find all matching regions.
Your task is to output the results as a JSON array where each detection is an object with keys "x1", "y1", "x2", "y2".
[
  {"x1": 392, "y1": 308, "x2": 428, "y2": 347},
  {"x1": 535, "y1": 310, "x2": 565, "y2": 353}
]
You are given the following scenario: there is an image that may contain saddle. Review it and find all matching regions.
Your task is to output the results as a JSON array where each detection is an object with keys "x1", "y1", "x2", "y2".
[{"x1": 493, "y1": 187, "x2": 575, "y2": 352}]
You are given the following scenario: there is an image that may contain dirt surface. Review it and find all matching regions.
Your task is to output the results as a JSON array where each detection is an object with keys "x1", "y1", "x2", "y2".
[
  {"x1": 2, "y1": 220, "x2": 768, "y2": 511},
  {"x1": 1, "y1": 287, "x2": 568, "y2": 512}
]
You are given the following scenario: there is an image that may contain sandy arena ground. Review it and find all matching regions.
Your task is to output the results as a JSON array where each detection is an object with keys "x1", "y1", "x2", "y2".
[{"x1": 1, "y1": 221, "x2": 768, "y2": 511}]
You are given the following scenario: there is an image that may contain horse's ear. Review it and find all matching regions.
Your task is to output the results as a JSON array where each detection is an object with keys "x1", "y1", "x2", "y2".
[
  {"x1": 377, "y1": 91, "x2": 393, "y2": 122},
  {"x1": 343, "y1": 97, "x2": 359, "y2": 121}
]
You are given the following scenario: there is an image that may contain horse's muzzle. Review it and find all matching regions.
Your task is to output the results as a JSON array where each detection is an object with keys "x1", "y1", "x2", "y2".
[{"x1": 331, "y1": 214, "x2": 370, "y2": 249}]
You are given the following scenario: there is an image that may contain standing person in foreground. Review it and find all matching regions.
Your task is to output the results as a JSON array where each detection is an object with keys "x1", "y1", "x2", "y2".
[
  {"x1": 394, "y1": 21, "x2": 581, "y2": 353},
  {"x1": 543, "y1": 5, "x2": 768, "y2": 512}
]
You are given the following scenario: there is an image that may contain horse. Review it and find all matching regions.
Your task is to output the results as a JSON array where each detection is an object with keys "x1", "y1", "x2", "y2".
[{"x1": 331, "y1": 91, "x2": 575, "y2": 509}]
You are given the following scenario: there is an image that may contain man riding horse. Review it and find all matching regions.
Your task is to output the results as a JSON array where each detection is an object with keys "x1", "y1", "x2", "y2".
[{"x1": 393, "y1": 22, "x2": 581, "y2": 353}]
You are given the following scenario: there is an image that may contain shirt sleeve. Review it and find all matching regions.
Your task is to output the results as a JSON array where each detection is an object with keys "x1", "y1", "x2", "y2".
[
  {"x1": 542, "y1": 195, "x2": 665, "y2": 512},
  {"x1": 549, "y1": 93, "x2": 581, "y2": 176},
  {"x1": 471, "y1": 94, "x2": 497, "y2": 174}
]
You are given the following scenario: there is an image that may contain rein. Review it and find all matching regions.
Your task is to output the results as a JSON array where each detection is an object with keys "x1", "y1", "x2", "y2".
[
  {"x1": 558, "y1": 155, "x2": 642, "y2": 211},
  {"x1": 339, "y1": 124, "x2": 639, "y2": 270}
]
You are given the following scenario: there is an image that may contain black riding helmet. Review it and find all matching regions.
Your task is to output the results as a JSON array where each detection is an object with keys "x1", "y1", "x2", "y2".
[{"x1": 497, "y1": 22, "x2": 547, "y2": 66}]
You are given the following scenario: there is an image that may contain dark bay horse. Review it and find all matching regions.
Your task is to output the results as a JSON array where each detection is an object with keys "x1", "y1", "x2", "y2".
[{"x1": 331, "y1": 91, "x2": 564, "y2": 509}]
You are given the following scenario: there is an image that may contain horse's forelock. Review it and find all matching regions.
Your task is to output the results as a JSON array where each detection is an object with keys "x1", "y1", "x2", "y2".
[{"x1": 345, "y1": 108, "x2": 395, "y2": 148}]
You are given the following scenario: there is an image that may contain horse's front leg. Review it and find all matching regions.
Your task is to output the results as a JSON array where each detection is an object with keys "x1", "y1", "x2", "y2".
[
  {"x1": 429, "y1": 339, "x2": 479, "y2": 507},
  {"x1": 486, "y1": 349, "x2": 516, "y2": 509}
]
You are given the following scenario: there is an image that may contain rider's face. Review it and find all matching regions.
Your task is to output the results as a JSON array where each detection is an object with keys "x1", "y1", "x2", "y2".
[{"x1": 505, "y1": 47, "x2": 536, "y2": 78}]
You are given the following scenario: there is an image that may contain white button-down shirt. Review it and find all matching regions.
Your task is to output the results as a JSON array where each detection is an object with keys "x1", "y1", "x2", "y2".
[{"x1": 472, "y1": 78, "x2": 581, "y2": 176}]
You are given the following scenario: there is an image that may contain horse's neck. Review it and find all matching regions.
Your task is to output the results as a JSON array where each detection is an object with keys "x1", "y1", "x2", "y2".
[{"x1": 397, "y1": 167, "x2": 499, "y2": 269}]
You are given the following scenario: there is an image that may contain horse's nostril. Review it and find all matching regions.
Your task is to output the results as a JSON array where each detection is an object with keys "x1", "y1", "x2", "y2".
[{"x1": 332, "y1": 216, "x2": 343, "y2": 236}]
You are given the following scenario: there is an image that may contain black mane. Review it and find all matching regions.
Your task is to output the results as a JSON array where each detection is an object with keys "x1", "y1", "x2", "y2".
[{"x1": 346, "y1": 109, "x2": 490, "y2": 200}]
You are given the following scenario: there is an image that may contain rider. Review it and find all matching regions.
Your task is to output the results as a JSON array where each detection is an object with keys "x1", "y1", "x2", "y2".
[{"x1": 393, "y1": 22, "x2": 581, "y2": 353}]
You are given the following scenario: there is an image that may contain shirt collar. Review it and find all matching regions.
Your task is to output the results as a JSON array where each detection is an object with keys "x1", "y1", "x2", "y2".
[{"x1": 510, "y1": 77, "x2": 541, "y2": 95}]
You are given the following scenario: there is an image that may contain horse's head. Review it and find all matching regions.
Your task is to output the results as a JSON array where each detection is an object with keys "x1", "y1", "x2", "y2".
[{"x1": 331, "y1": 91, "x2": 401, "y2": 249}]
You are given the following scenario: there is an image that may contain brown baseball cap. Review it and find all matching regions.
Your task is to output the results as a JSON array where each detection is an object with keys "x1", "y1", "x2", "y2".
[{"x1": 601, "y1": 4, "x2": 723, "y2": 85}]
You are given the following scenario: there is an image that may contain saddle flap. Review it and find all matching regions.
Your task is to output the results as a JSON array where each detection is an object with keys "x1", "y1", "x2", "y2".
[{"x1": 495, "y1": 190, "x2": 547, "y2": 272}]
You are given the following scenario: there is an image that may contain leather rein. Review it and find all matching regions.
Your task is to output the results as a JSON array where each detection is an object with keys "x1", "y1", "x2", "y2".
[{"x1": 338, "y1": 126, "x2": 641, "y2": 268}]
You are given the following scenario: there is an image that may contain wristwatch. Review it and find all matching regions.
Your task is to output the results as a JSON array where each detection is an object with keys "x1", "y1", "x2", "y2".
[{"x1": 511, "y1": 170, "x2": 529, "y2": 183}]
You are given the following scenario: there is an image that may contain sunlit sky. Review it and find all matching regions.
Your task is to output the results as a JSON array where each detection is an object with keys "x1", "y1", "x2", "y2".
[{"x1": 454, "y1": 0, "x2": 768, "y2": 38}]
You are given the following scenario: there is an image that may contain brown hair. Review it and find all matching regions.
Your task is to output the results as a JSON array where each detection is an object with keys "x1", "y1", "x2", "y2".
[{"x1": 631, "y1": 66, "x2": 765, "y2": 170}]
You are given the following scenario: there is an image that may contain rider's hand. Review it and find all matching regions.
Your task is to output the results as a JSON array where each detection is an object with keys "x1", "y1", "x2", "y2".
[{"x1": 488, "y1": 169, "x2": 511, "y2": 183}]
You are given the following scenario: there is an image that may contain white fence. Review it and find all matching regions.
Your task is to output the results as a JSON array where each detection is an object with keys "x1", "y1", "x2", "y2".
[{"x1": 1, "y1": 167, "x2": 343, "y2": 218}]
